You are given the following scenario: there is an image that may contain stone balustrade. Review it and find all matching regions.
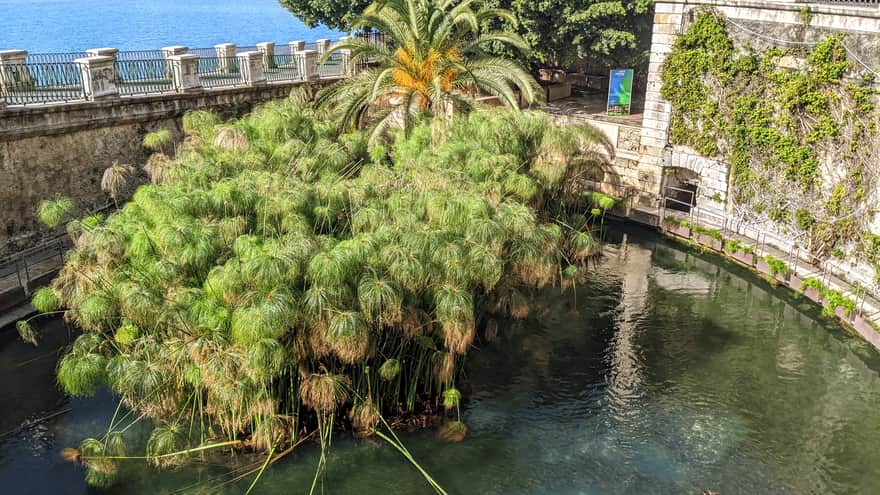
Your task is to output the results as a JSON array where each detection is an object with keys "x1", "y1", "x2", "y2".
[{"x1": 0, "y1": 34, "x2": 381, "y2": 108}]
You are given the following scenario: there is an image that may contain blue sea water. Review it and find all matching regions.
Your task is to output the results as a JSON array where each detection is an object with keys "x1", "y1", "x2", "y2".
[{"x1": 0, "y1": 0, "x2": 340, "y2": 53}]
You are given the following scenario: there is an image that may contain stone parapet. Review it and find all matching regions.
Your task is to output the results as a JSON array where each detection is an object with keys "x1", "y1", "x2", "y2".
[
  {"x1": 257, "y1": 42, "x2": 276, "y2": 69},
  {"x1": 169, "y1": 54, "x2": 201, "y2": 92},
  {"x1": 85, "y1": 47, "x2": 119, "y2": 81},
  {"x1": 298, "y1": 50, "x2": 319, "y2": 82},
  {"x1": 162, "y1": 45, "x2": 188, "y2": 58},
  {"x1": 237, "y1": 51, "x2": 266, "y2": 85},
  {"x1": 74, "y1": 55, "x2": 118, "y2": 100},
  {"x1": 315, "y1": 39, "x2": 332, "y2": 57},
  {"x1": 0, "y1": 50, "x2": 31, "y2": 95}
]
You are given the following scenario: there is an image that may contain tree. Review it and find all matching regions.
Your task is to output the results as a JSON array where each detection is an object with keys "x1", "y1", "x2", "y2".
[
  {"x1": 278, "y1": 0, "x2": 654, "y2": 70},
  {"x1": 278, "y1": 0, "x2": 371, "y2": 29},
  {"x1": 315, "y1": 0, "x2": 541, "y2": 140},
  {"x1": 498, "y1": 0, "x2": 654, "y2": 70}
]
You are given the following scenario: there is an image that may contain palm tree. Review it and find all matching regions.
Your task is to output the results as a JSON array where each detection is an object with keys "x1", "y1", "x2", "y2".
[{"x1": 316, "y1": 0, "x2": 542, "y2": 139}]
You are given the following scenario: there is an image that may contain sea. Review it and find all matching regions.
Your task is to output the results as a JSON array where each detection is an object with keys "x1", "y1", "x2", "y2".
[{"x1": 0, "y1": 0, "x2": 340, "y2": 54}]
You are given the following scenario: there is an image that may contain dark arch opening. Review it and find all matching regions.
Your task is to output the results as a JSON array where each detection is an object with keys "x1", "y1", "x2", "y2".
[{"x1": 662, "y1": 167, "x2": 699, "y2": 213}]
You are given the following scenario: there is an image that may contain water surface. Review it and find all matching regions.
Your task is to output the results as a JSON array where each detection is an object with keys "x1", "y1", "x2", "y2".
[
  {"x1": 0, "y1": 0, "x2": 339, "y2": 53},
  {"x1": 1, "y1": 224, "x2": 879, "y2": 494}
]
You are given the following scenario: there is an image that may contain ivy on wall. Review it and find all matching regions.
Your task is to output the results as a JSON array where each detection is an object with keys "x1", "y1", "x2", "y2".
[{"x1": 659, "y1": 11, "x2": 880, "y2": 275}]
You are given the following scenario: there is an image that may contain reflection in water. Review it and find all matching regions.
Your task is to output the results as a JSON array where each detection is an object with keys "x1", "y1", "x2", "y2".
[{"x1": 1, "y1": 223, "x2": 879, "y2": 494}]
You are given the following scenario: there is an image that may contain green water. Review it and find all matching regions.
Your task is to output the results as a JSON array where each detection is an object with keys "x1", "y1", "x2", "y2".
[{"x1": 2, "y1": 224, "x2": 879, "y2": 494}]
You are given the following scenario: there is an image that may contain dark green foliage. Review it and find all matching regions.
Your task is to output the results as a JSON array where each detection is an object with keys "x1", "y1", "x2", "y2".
[
  {"x1": 763, "y1": 255, "x2": 788, "y2": 277},
  {"x1": 692, "y1": 225, "x2": 723, "y2": 241},
  {"x1": 662, "y1": 216, "x2": 689, "y2": 229},
  {"x1": 278, "y1": 0, "x2": 370, "y2": 29},
  {"x1": 494, "y1": 0, "x2": 654, "y2": 70},
  {"x1": 277, "y1": 0, "x2": 653, "y2": 70},
  {"x1": 723, "y1": 239, "x2": 741, "y2": 254},
  {"x1": 800, "y1": 277, "x2": 824, "y2": 292},
  {"x1": 820, "y1": 288, "x2": 856, "y2": 318}
]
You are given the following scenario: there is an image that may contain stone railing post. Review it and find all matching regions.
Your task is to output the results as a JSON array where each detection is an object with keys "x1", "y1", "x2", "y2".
[
  {"x1": 237, "y1": 51, "x2": 266, "y2": 86},
  {"x1": 336, "y1": 36, "x2": 355, "y2": 76},
  {"x1": 162, "y1": 45, "x2": 187, "y2": 59},
  {"x1": 86, "y1": 47, "x2": 118, "y2": 59},
  {"x1": 161, "y1": 46, "x2": 188, "y2": 80},
  {"x1": 0, "y1": 50, "x2": 32, "y2": 94},
  {"x1": 169, "y1": 54, "x2": 201, "y2": 92},
  {"x1": 316, "y1": 39, "x2": 332, "y2": 58},
  {"x1": 296, "y1": 50, "x2": 319, "y2": 82},
  {"x1": 75, "y1": 55, "x2": 118, "y2": 100},
  {"x1": 289, "y1": 40, "x2": 306, "y2": 54},
  {"x1": 214, "y1": 43, "x2": 237, "y2": 73},
  {"x1": 85, "y1": 47, "x2": 118, "y2": 82},
  {"x1": 256, "y1": 42, "x2": 276, "y2": 69}
]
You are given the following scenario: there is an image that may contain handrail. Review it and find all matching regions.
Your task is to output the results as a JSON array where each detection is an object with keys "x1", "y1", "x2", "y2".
[{"x1": 0, "y1": 61, "x2": 84, "y2": 105}]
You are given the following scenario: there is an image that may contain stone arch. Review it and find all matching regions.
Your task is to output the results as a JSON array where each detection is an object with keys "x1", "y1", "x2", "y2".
[{"x1": 662, "y1": 166, "x2": 700, "y2": 213}]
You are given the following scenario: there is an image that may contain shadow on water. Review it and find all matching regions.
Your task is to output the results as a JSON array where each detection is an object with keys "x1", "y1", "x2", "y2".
[{"x1": 1, "y1": 221, "x2": 880, "y2": 494}]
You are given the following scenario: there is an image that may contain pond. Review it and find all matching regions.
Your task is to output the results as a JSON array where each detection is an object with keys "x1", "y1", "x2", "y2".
[{"x1": 1, "y1": 223, "x2": 879, "y2": 494}]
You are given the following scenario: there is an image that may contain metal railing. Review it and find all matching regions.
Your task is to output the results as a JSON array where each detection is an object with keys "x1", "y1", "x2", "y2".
[
  {"x1": 190, "y1": 47, "x2": 221, "y2": 58},
  {"x1": 0, "y1": 62, "x2": 84, "y2": 104},
  {"x1": 26, "y1": 51, "x2": 86, "y2": 64},
  {"x1": 117, "y1": 49, "x2": 164, "y2": 61},
  {"x1": 265, "y1": 54, "x2": 302, "y2": 82},
  {"x1": 197, "y1": 56, "x2": 245, "y2": 88},
  {"x1": 0, "y1": 234, "x2": 71, "y2": 308},
  {"x1": 318, "y1": 52, "x2": 347, "y2": 78},
  {"x1": 116, "y1": 59, "x2": 174, "y2": 96}
]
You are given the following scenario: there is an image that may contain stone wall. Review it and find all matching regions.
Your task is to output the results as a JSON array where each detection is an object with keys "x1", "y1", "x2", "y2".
[
  {"x1": 665, "y1": 147, "x2": 729, "y2": 224},
  {"x1": 0, "y1": 80, "x2": 333, "y2": 256},
  {"x1": 640, "y1": 0, "x2": 880, "y2": 292},
  {"x1": 547, "y1": 110, "x2": 652, "y2": 202},
  {"x1": 642, "y1": 1, "x2": 880, "y2": 210}
]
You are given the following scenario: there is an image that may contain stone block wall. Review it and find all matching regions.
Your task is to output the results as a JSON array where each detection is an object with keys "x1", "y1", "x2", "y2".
[
  {"x1": 666, "y1": 147, "x2": 729, "y2": 224},
  {"x1": 0, "y1": 80, "x2": 331, "y2": 256},
  {"x1": 638, "y1": 2, "x2": 686, "y2": 208},
  {"x1": 548, "y1": 111, "x2": 650, "y2": 202}
]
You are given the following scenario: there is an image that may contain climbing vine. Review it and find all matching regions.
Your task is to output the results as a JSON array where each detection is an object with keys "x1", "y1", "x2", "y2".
[{"x1": 660, "y1": 11, "x2": 880, "y2": 272}]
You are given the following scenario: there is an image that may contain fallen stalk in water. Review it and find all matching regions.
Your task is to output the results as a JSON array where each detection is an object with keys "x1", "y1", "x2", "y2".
[
  {"x1": 222, "y1": 430, "x2": 317, "y2": 486},
  {"x1": 372, "y1": 418, "x2": 448, "y2": 495},
  {"x1": 78, "y1": 439, "x2": 243, "y2": 461}
]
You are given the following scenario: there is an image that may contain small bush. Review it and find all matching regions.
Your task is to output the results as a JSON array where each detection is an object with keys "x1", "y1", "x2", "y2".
[
  {"x1": 820, "y1": 288, "x2": 856, "y2": 318},
  {"x1": 764, "y1": 255, "x2": 788, "y2": 277}
]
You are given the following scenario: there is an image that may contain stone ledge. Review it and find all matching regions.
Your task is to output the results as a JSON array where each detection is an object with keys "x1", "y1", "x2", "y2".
[
  {"x1": 0, "y1": 78, "x2": 340, "y2": 141},
  {"x1": 661, "y1": 0, "x2": 880, "y2": 20}
]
